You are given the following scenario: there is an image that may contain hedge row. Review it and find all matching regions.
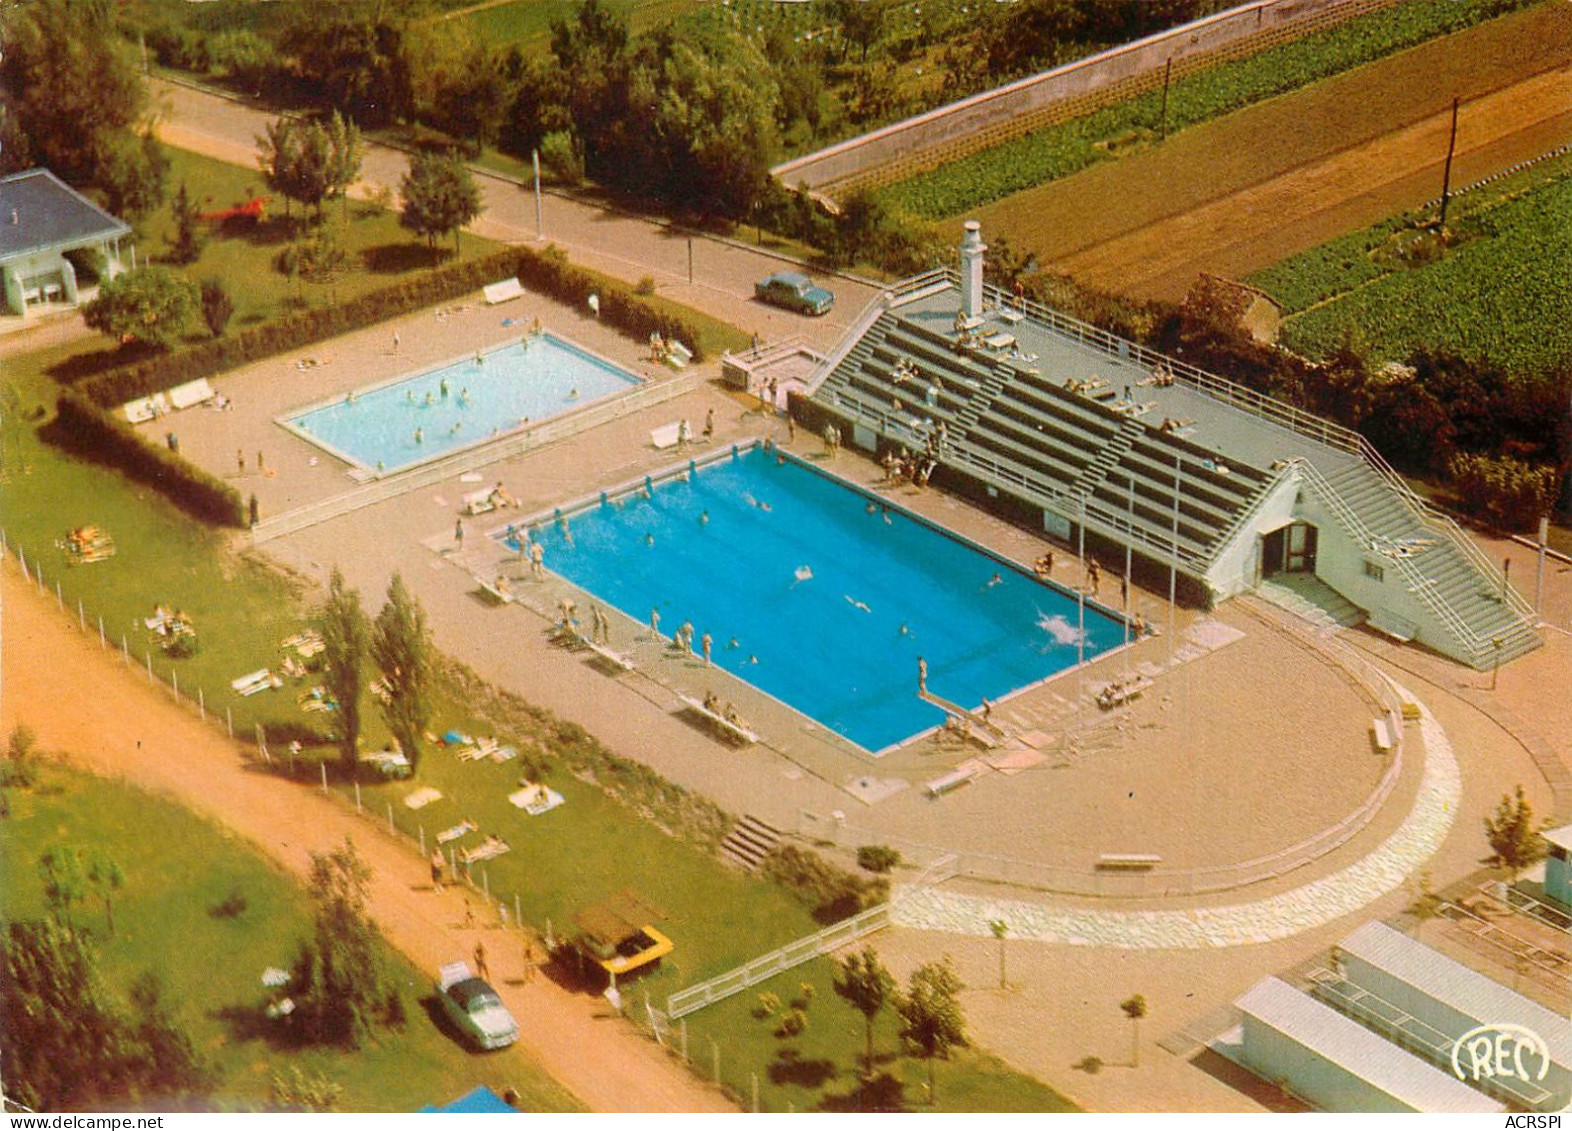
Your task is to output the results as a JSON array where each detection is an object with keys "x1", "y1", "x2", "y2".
[
  {"x1": 53, "y1": 390, "x2": 247, "y2": 528},
  {"x1": 81, "y1": 245, "x2": 708, "y2": 409}
]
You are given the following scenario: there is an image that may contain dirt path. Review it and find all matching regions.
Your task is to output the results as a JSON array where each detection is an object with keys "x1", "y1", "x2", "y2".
[
  {"x1": 976, "y1": 3, "x2": 1572, "y2": 301},
  {"x1": 0, "y1": 565, "x2": 734, "y2": 1114}
]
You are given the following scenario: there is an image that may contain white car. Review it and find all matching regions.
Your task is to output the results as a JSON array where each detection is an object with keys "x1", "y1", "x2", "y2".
[{"x1": 436, "y1": 961, "x2": 518, "y2": 1051}]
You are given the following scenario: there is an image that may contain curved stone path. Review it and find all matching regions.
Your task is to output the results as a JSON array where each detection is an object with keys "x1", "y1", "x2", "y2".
[{"x1": 890, "y1": 682, "x2": 1460, "y2": 948}]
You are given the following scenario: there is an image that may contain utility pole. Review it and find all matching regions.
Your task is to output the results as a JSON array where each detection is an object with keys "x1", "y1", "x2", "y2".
[
  {"x1": 1158, "y1": 57, "x2": 1174, "y2": 141},
  {"x1": 1438, "y1": 97, "x2": 1460, "y2": 230},
  {"x1": 532, "y1": 149, "x2": 543, "y2": 240}
]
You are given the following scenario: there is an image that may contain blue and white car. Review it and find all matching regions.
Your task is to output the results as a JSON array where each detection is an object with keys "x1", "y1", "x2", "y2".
[
  {"x1": 754, "y1": 271, "x2": 835, "y2": 316},
  {"x1": 436, "y1": 961, "x2": 519, "y2": 1051}
]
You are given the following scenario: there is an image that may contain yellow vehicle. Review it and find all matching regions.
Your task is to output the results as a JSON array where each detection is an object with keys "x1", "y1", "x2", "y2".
[{"x1": 571, "y1": 890, "x2": 673, "y2": 983}]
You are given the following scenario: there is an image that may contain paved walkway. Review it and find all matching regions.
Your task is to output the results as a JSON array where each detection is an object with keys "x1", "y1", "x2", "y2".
[{"x1": 890, "y1": 681, "x2": 1459, "y2": 947}]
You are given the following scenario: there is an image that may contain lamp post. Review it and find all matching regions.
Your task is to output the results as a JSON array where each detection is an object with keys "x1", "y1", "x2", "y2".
[{"x1": 1490, "y1": 637, "x2": 1503, "y2": 691}]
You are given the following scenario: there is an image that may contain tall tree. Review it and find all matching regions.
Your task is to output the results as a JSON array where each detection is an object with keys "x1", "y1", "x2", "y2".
[
  {"x1": 0, "y1": 920, "x2": 210, "y2": 1111},
  {"x1": 97, "y1": 132, "x2": 170, "y2": 221},
  {"x1": 321, "y1": 568, "x2": 371, "y2": 772},
  {"x1": 85, "y1": 851, "x2": 126, "y2": 938},
  {"x1": 371, "y1": 573, "x2": 434, "y2": 770},
  {"x1": 834, "y1": 946, "x2": 896, "y2": 1079},
  {"x1": 399, "y1": 151, "x2": 482, "y2": 258},
  {"x1": 1484, "y1": 785, "x2": 1548, "y2": 875},
  {"x1": 322, "y1": 111, "x2": 366, "y2": 221},
  {"x1": 895, "y1": 959, "x2": 968, "y2": 1105},
  {"x1": 1120, "y1": 993, "x2": 1148, "y2": 1068},
  {"x1": 83, "y1": 267, "x2": 199, "y2": 350},
  {"x1": 0, "y1": 0, "x2": 148, "y2": 187},
  {"x1": 37, "y1": 846, "x2": 88, "y2": 926},
  {"x1": 291, "y1": 838, "x2": 391, "y2": 1048},
  {"x1": 169, "y1": 182, "x2": 204, "y2": 265},
  {"x1": 200, "y1": 279, "x2": 234, "y2": 338}
]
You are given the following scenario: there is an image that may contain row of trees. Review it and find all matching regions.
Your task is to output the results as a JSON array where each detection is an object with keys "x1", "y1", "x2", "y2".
[
  {"x1": 833, "y1": 947, "x2": 967, "y2": 1104},
  {"x1": 321, "y1": 570, "x2": 436, "y2": 774}
]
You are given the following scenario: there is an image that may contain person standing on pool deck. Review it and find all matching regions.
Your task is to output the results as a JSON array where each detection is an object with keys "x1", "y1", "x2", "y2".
[
  {"x1": 454, "y1": 519, "x2": 464, "y2": 548},
  {"x1": 703, "y1": 408, "x2": 714, "y2": 443},
  {"x1": 1086, "y1": 558, "x2": 1101, "y2": 596},
  {"x1": 529, "y1": 540, "x2": 545, "y2": 579},
  {"x1": 650, "y1": 607, "x2": 662, "y2": 640},
  {"x1": 393, "y1": 330, "x2": 401, "y2": 353},
  {"x1": 918, "y1": 657, "x2": 928, "y2": 694},
  {"x1": 701, "y1": 632, "x2": 712, "y2": 665}
]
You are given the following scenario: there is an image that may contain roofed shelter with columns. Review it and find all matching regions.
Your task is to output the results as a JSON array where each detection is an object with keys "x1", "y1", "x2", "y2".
[{"x1": 0, "y1": 168, "x2": 132, "y2": 317}]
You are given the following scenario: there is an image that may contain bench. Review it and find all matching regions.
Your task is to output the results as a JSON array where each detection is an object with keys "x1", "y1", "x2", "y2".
[
  {"x1": 1371, "y1": 716, "x2": 1395, "y2": 752},
  {"x1": 925, "y1": 764, "x2": 980, "y2": 798},
  {"x1": 483, "y1": 277, "x2": 525, "y2": 305},
  {"x1": 676, "y1": 694, "x2": 758, "y2": 744},
  {"x1": 476, "y1": 578, "x2": 514, "y2": 604},
  {"x1": 664, "y1": 339, "x2": 692, "y2": 369},
  {"x1": 580, "y1": 637, "x2": 635, "y2": 672},
  {"x1": 168, "y1": 378, "x2": 217, "y2": 410},
  {"x1": 1096, "y1": 853, "x2": 1161, "y2": 871},
  {"x1": 650, "y1": 421, "x2": 683, "y2": 449}
]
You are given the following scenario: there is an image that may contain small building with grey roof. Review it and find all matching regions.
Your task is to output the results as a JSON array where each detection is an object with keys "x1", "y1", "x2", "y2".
[{"x1": 0, "y1": 168, "x2": 131, "y2": 317}]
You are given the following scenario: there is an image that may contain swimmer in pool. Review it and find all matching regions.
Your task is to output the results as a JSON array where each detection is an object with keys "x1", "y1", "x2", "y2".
[{"x1": 845, "y1": 595, "x2": 871, "y2": 613}]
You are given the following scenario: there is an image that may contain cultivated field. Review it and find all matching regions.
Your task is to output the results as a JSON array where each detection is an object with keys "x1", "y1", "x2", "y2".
[
  {"x1": 1251, "y1": 154, "x2": 1572, "y2": 375},
  {"x1": 969, "y1": 2, "x2": 1572, "y2": 303}
]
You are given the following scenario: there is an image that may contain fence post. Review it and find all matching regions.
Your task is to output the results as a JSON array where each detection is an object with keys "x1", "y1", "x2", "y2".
[
  {"x1": 122, "y1": 635, "x2": 129, "y2": 664},
  {"x1": 171, "y1": 668, "x2": 179, "y2": 702},
  {"x1": 514, "y1": 894, "x2": 521, "y2": 932},
  {"x1": 198, "y1": 688, "x2": 205, "y2": 721},
  {"x1": 226, "y1": 707, "x2": 233, "y2": 738},
  {"x1": 321, "y1": 763, "x2": 328, "y2": 794},
  {"x1": 98, "y1": 616, "x2": 106, "y2": 648},
  {"x1": 78, "y1": 599, "x2": 85, "y2": 631},
  {"x1": 56, "y1": 579, "x2": 63, "y2": 609},
  {"x1": 146, "y1": 650, "x2": 153, "y2": 682},
  {"x1": 387, "y1": 802, "x2": 394, "y2": 836},
  {"x1": 355, "y1": 782, "x2": 363, "y2": 813},
  {"x1": 18, "y1": 548, "x2": 28, "y2": 582}
]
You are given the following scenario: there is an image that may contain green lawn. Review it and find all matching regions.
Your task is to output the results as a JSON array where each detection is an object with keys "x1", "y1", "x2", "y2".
[
  {"x1": 457, "y1": 0, "x2": 702, "y2": 50},
  {"x1": 678, "y1": 961, "x2": 1080, "y2": 1112},
  {"x1": 0, "y1": 763, "x2": 581, "y2": 1113},
  {"x1": 145, "y1": 147, "x2": 504, "y2": 336}
]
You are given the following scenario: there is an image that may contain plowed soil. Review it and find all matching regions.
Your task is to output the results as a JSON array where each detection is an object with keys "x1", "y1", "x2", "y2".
[{"x1": 973, "y1": 3, "x2": 1572, "y2": 302}]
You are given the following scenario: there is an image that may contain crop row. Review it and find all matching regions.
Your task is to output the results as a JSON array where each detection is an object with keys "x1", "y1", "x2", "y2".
[
  {"x1": 1249, "y1": 151, "x2": 1572, "y2": 315},
  {"x1": 877, "y1": 0, "x2": 1547, "y2": 220},
  {"x1": 1271, "y1": 169, "x2": 1572, "y2": 378}
]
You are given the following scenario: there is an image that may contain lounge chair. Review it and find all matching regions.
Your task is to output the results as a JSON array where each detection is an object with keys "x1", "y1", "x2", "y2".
[
  {"x1": 650, "y1": 421, "x2": 682, "y2": 449},
  {"x1": 168, "y1": 378, "x2": 217, "y2": 410},
  {"x1": 483, "y1": 277, "x2": 525, "y2": 305}
]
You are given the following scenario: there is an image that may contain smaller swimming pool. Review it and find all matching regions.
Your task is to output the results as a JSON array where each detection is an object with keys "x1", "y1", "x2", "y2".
[{"x1": 280, "y1": 333, "x2": 641, "y2": 473}]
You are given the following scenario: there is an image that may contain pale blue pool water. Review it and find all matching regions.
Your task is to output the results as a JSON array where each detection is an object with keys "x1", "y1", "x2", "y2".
[
  {"x1": 285, "y1": 334, "x2": 640, "y2": 472},
  {"x1": 514, "y1": 447, "x2": 1127, "y2": 752}
]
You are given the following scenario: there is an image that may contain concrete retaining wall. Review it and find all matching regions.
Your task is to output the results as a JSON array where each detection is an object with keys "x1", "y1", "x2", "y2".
[{"x1": 775, "y1": 0, "x2": 1401, "y2": 195}]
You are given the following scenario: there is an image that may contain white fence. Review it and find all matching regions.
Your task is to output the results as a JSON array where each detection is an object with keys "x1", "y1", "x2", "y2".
[{"x1": 665, "y1": 902, "x2": 891, "y2": 1019}]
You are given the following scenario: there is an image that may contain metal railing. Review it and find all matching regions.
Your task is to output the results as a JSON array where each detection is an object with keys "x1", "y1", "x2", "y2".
[
  {"x1": 1291, "y1": 458, "x2": 1494, "y2": 664},
  {"x1": 664, "y1": 902, "x2": 891, "y2": 1019},
  {"x1": 251, "y1": 373, "x2": 703, "y2": 543}
]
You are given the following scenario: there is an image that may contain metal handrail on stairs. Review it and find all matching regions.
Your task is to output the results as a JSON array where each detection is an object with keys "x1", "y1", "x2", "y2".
[{"x1": 1290, "y1": 459, "x2": 1489, "y2": 661}]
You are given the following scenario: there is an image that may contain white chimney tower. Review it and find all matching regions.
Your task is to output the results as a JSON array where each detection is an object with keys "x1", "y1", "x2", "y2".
[{"x1": 959, "y1": 220, "x2": 986, "y2": 322}]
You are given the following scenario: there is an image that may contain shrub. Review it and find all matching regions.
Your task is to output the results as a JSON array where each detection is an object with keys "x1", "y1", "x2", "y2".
[
  {"x1": 778, "y1": 1007, "x2": 808, "y2": 1037},
  {"x1": 856, "y1": 845, "x2": 902, "y2": 873},
  {"x1": 51, "y1": 390, "x2": 247, "y2": 527},
  {"x1": 756, "y1": 991, "x2": 781, "y2": 1017},
  {"x1": 78, "y1": 245, "x2": 706, "y2": 410},
  {"x1": 1447, "y1": 453, "x2": 1560, "y2": 531},
  {"x1": 2, "y1": 724, "x2": 40, "y2": 789},
  {"x1": 760, "y1": 845, "x2": 888, "y2": 924}
]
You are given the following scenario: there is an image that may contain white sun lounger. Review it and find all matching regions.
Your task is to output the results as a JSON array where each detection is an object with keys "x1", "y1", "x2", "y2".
[
  {"x1": 650, "y1": 421, "x2": 682, "y2": 449},
  {"x1": 123, "y1": 397, "x2": 158, "y2": 424},
  {"x1": 677, "y1": 694, "x2": 758, "y2": 744},
  {"x1": 664, "y1": 339, "x2": 692, "y2": 369},
  {"x1": 483, "y1": 277, "x2": 525, "y2": 305},
  {"x1": 168, "y1": 378, "x2": 217, "y2": 410}
]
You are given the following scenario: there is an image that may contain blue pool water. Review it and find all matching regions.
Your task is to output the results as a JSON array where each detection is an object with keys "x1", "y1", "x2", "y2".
[
  {"x1": 284, "y1": 334, "x2": 640, "y2": 472},
  {"x1": 517, "y1": 447, "x2": 1127, "y2": 752}
]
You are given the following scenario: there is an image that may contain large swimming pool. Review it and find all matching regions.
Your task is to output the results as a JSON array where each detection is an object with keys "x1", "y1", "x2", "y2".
[
  {"x1": 281, "y1": 333, "x2": 641, "y2": 473},
  {"x1": 518, "y1": 447, "x2": 1127, "y2": 752}
]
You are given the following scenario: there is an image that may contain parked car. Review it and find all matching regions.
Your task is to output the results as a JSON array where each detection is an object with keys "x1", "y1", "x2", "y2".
[
  {"x1": 754, "y1": 271, "x2": 835, "y2": 316},
  {"x1": 436, "y1": 961, "x2": 518, "y2": 1050}
]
